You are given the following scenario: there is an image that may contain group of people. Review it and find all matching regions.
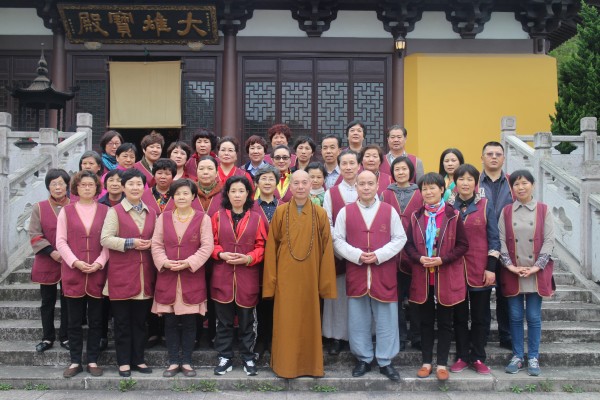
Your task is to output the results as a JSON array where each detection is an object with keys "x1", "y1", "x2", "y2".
[{"x1": 29, "y1": 121, "x2": 555, "y2": 381}]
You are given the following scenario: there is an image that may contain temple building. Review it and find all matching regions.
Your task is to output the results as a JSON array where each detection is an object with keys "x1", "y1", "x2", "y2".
[{"x1": 0, "y1": 1, "x2": 585, "y2": 169}]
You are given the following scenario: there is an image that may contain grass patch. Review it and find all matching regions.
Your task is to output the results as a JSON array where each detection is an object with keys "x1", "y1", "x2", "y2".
[
  {"x1": 510, "y1": 385, "x2": 523, "y2": 394},
  {"x1": 439, "y1": 384, "x2": 449, "y2": 392},
  {"x1": 311, "y1": 384, "x2": 338, "y2": 393},
  {"x1": 562, "y1": 384, "x2": 583, "y2": 393},
  {"x1": 118, "y1": 378, "x2": 137, "y2": 392},
  {"x1": 23, "y1": 382, "x2": 49, "y2": 391},
  {"x1": 255, "y1": 382, "x2": 284, "y2": 392},
  {"x1": 539, "y1": 379, "x2": 554, "y2": 392},
  {"x1": 525, "y1": 384, "x2": 537, "y2": 393},
  {"x1": 233, "y1": 382, "x2": 250, "y2": 391},
  {"x1": 0, "y1": 383, "x2": 13, "y2": 391}
]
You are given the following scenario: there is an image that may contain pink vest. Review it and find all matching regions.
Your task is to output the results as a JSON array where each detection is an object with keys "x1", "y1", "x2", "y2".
[
  {"x1": 155, "y1": 211, "x2": 207, "y2": 305},
  {"x1": 61, "y1": 203, "x2": 108, "y2": 298},
  {"x1": 329, "y1": 185, "x2": 347, "y2": 275},
  {"x1": 31, "y1": 200, "x2": 62, "y2": 284},
  {"x1": 345, "y1": 202, "x2": 398, "y2": 302},
  {"x1": 462, "y1": 198, "x2": 491, "y2": 288},
  {"x1": 500, "y1": 203, "x2": 555, "y2": 297},
  {"x1": 211, "y1": 209, "x2": 261, "y2": 307},
  {"x1": 380, "y1": 188, "x2": 423, "y2": 275},
  {"x1": 141, "y1": 188, "x2": 173, "y2": 216},
  {"x1": 380, "y1": 154, "x2": 418, "y2": 184},
  {"x1": 408, "y1": 208, "x2": 467, "y2": 306},
  {"x1": 107, "y1": 204, "x2": 157, "y2": 299}
]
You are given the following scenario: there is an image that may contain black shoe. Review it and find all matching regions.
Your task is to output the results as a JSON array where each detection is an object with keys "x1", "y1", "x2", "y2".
[
  {"x1": 329, "y1": 339, "x2": 342, "y2": 355},
  {"x1": 214, "y1": 357, "x2": 233, "y2": 375},
  {"x1": 98, "y1": 338, "x2": 108, "y2": 351},
  {"x1": 499, "y1": 340, "x2": 513, "y2": 350},
  {"x1": 60, "y1": 340, "x2": 70, "y2": 350},
  {"x1": 352, "y1": 360, "x2": 371, "y2": 377},
  {"x1": 411, "y1": 341, "x2": 422, "y2": 351},
  {"x1": 119, "y1": 369, "x2": 131, "y2": 377},
  {"x1": 132, "y1": 365, "x2": 153, "y2": 374},
  {"x1": 36, "y1": 341, "x2": 53, "y2": 353},
  {"x1": 243, "y1": 359, "x2": 258, "y2": 376},
  {"x1": 379, "y1": 364, "x2": 400, "y2": 381},
  {"x1": 400, "y1": 341, "x2": 406, "y2": 352}
]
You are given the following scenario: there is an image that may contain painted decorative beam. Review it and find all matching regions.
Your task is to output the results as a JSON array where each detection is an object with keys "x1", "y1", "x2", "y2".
[
  {"x1": 376, "y1": 0, "x2": 424, "y2": 39},
  {"x1": 445, "y1": 0, "x2": 495, "y2": 39},
  {"x1": 291, "y1": 0, "x2": 339, "y2": 37}
]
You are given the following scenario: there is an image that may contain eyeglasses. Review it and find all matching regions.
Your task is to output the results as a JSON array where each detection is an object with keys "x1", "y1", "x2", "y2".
[
  {"x1": 107, "y1": 141, "x2": 121, "y2": 147},
  {"x1": 485, "y1": 152, "x2": 504, "y2": 158},
  {"x1": 273, "y1": 155, "x2": 290, "y2": 161}
]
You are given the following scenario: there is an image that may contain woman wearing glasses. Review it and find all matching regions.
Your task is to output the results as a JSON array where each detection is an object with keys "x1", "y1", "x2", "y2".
[{"x1": 259, "y1": 145, "x2": 293, "y2": 203}]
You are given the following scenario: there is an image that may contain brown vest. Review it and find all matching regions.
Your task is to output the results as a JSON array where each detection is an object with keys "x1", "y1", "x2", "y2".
[{"x1": 31, "y1": 200, "x2": 62, "y2": 285}]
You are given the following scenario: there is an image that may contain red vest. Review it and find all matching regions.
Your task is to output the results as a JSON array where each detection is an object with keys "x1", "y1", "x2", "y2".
[
  {"x1": 408, "y1": 207, "x2": 467, "y2": 306},
  {"x1": 61, "y1": 203, "x2": 108, "y2": 298},
  {"x1": 380, "y1": 153, "x2": 418, "y2": 184},
  {"x1": 133, "y1": 161, "x2": 154, "y2": 187},
  {"x1": 329, "y1": 185, "x2": 348, "y2": 275},
  {"x1": 345, "y1": 202, "x2": 398, "y2": 302},
  {"x1": 163, "y1": 193, "x2": 221, "y2": 217},
  {"x1": 251, "y1": 199, "x2": 280, "y2": 231},
  {"x1": 275, "y1": 180, "x2": 293, "y2": 203},
  {"x1": 380, "y1": 188, "x2": 423, "y2": 275},
  {"x1": 141, "y1": 188, "x2": 173, "y2": 216},
  {"x1": 500, "y1": 203, "x2": 555, "y2": 297},
  {"x1": 461, "y1": 198, "x2": 491, "y2": 288},
  {"x1": 211, "y1": 209, "x2": 261, "y2": 307},
  {"x1": 31, "y1": 200, "x2": 62, "y2": 284},
  {"x1": 106, "y1": 204, "x2": 157, "y2": 299},
  {"x1": 154, "y1": 211, "x2": 207, "y2": 305},
  {"x1": 376, "y1": 172, "x2": 393, "y2": 195}
]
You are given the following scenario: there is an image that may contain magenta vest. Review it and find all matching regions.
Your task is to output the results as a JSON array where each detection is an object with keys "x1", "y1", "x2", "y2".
[
  {"x1": 329, "y1": 185, "x2": 347, "y2": 275},
  {"x1": 380, "y1": 188, "x2": 423, "y2": 275},
  {"x1": 462, "y1": 198, "x2": 491, "y2": 288},
  {"x1": 141, "y1": 188, "x2": 173, "y2": 216},
  {"x1": 380, "y1": 154, "x2": 418, "y2": 184},
  {"x1": 31, "y1": 200, "x2": 62, "y2": 284},
  {"x1": 154, "y1": 211, "x2": 207, "y2": 305},
  {"x1": 408, "y1": 208, "x2": 467, "y2": 306},
  {"x1": 133, "y1": 161, "x2": 154, "y2": 187},
  {"x1": 251, "y1": 199, "x2": 280, "y2": 230},
  {"x1": 211, "y1": 209, "x2": 261, "y2": 307},
  {"x1": 107, "y1": 204, "x2": 157, "y2": 299},
  {"x1": 345, "y1": 202, "x2": 398, "y2": 302},
  {"x1": 60, "y1": 203, "x2": 108, "y2": 298},
  {"x1": 500, "y1": 202, "x2": 555, "y2": 297},
  {"x1": 376, "y1": 172, "x2": 393, "y2": 195},
  {"x1": 163, "y1": 193, "x2": 221, "y2": 217}
]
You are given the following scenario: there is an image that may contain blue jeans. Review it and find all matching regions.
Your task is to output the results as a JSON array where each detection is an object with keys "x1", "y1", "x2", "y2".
[{"x1": 507, "y1": 293, "x2": 542, "y2": 359}]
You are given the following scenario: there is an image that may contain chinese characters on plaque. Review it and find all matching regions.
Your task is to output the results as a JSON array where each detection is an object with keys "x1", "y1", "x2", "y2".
[{"x1": 58, "y1": 5, "x2": 218, "y2": 44}]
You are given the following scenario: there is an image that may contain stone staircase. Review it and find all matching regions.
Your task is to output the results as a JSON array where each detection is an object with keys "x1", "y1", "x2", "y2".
[{"x1": 0, "y1": 257, "x2": 600, "y2": 393}]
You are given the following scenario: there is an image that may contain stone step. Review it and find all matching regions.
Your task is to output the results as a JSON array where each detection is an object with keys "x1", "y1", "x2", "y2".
[
  {"x1": 0, "y1": 365, "x2": 599, "y2": 393},
  {"x1": 489, "y1": 285, "x2": 593, "y2": 303},
  {"x1": 2, "y1": 319, "x2": 599, "y2": 344},
  {"x1": 0, "y1": 340, "x2": 599, "y2": 368},
  {"x1": 0, "y1": 301, "x2": 61, "y2": 320}
]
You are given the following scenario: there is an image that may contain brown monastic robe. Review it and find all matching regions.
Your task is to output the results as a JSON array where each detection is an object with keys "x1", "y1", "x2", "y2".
[{"x1": 263, "y1": 198, "x2": 337, "y2": 378}]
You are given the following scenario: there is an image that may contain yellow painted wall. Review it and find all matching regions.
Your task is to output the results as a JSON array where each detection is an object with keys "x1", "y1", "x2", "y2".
[{"x1": 404, "y1": 54, "x2": 557, "y2": 173}]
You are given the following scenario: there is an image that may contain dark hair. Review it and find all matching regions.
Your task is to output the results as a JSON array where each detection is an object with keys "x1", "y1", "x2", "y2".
[
  {"x1": 254, "y1": 164, "x2": 280, "y2": 183},
  {"x1": 386, "y1": 124, "x2": 407, "y2": 138},
  {"x1": 454, "y1": 164, "x2": 480, "y2": 184},
  {"x1": 245, "y1": 135, "x2": 268, "y2": 154},
  {"x1": 293, "y1": 136, "x2": 316, "y2": 153},
  {"x1": 99, "y1": 130, "x2": 124, "y2": 154},
  {"x1": 306, "y1": 161, "x2": 328, "y2": 178},
  {"x1": 167, "y1": 141, "x2": 192, "y2": 160},
  {"x1": 191, "y1": 128, "x2": 218, "y2": 154},
  {"x1": 45, "y1": 168, "x2": 70, "y2": 190},
  {"x1": 103, "y1": 168, "x2": 123, "y2": 186},
  {"x1": 78, "y1": 151, "x2": 103, "y2": 176},
  {"x1": 140, "y1": 130, "x2": 165, "y2": 150},
  {"x1": 417, "y1": 172, "x2": 445, "y2": 192},
  {"x1": 321, "y1": 134, "x2": 342, "y2": 148},
  {"x1": 345, "y1": 119, "x2": 366, "y2": 136},
  {"x1": 438, "y1": 148, "x2": 464, "y2": 176},
  {"x1": 70, "y1": 170, "x2": 102, "y2": 197},
  {"x1": 482, "y1": 141, "x2": 504, "y2": 153},
  {"x1": 198, "y1": 155, "x2": 218, "y2": 169},
  {"x1": 218, "y1": 136, "x2": 239, "y2": 152},
  {"x1": 359, "y1": 144, "x2": 384, "y2": 164},
  {"x1": 121, "y1": 168, "x2": 147, "y2": 186},
  {"x1": 509, "y1": 169, "x2": 535, "y2": 186},
  {"x1": 337, "y1": 149, "x2": 359, "y2": 165},
  {"x1": 390, "y1": 156, "x2": 415, "y2": 182},
  {"x1": 271, "y1": 144, "x2": 291, "y2": 158},
  {"x1": 168, "y1": 178, "x2": 199, "y2": 199},
  {"x1": 221, "y1": 176, "x2": 254, "y2": 211},
  {"x1": 116, "y1": 142, "x2": 138, "y2": 157},
  {"x1": 152, "y1": 158, "x2": 177, "y2": 177},
  {"x1": 267, "y1": 124, "x2": 292, "y2": 143}
]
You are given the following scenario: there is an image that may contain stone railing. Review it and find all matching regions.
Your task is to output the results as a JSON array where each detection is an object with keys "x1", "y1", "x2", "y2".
[
  {"x1": 501, "y1": 116, "x2": 600, "y2": 282},
  {"x1": 0, "y1": 113, "x2": 93, "y2": 278}
]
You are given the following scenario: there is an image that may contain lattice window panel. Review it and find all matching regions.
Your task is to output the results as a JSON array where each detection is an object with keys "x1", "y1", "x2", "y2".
[
  {"x1": 317, "y1": 82, "x2": 348, "y2": 146},
  {"x1": 75, "y1": 80, "x2": 107, "y2": 143},
  {"x1": 182, "y1": 80, "x2": 215, "y2": 143},
  {"x1": 353, "y1": 82, "x2": 385, "y2": 146},
  {"x1": 244, "y1": 81, "x2": 276, "y2": 141},
  {"x1": 12, "y1": 80, "x2": 46, "y2": 131},
  {"x1": 282, "y1": 82, "x2": 312, "y2": 140}
]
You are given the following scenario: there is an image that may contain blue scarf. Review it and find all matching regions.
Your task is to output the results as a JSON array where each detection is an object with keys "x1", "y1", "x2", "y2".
[
  {"x1": 424, "y1": 199, "x2": 445, "y2": 257},
  {"x1": 102, "y1": 153, "x2": 117, "y2": 171}
]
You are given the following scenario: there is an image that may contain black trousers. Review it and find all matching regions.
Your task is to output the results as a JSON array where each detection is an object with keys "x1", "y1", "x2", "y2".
[
  {"x1": 110, "y1": 299, "x2": 152, "y2": 367},
  {"x1": 101, "y1": 297, "x2": 111, "y2": 339},
  {"x1": 40, "y1": 283, "x2": 68, "y2": 343},
  {"x1": 453, "y1": 289, "x2": 492, "y2": 363},
  {"x1": 417, "y1": 287, "x2": 455, "y2": 366},
  {"x1": 494, "y1": 270, "x2": 511, "y2": 343},
  {"x1": 148, "y1": 313, "x2": 164, "y2": 340},
  {"x1": 164, "y1": 313, "x2": 196, "y2": 365},
  {"x1": 65, "y1": 295, "x2": 103, "y2": 364},
  {"x1": 398, "y1": 272, "x2": 421, "y2": 344},
  {"x1": 256, "y1": 298, "x2": 274, "y2": 350},
  {"x1": 214, "y1": 302, "x2": 257, "y2": 361}
]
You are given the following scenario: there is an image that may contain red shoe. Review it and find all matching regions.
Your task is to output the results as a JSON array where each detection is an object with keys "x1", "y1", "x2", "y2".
[
  {"x1": 471, "y1": 360, "x2": 491, "y2": 375},
  {"x1": 450, "y1": 358, "x2": 469, "y2": 373}
]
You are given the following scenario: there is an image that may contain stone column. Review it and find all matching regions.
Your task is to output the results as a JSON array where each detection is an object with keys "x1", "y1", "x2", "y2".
[
  {"x1": 38, "y1": 128, "x2": 59, "y2": 168},
  {"x1": 76, "y1": 113, "x2": 94, "y2": 151},
  {"x1": 579, "y1": 161, "x2": 600, "y2": 279},
  {"x1": 221, "y1": 31, "x2": 238, "y2": 141},
  {"x1": 533, "y1": 132, "x2": 552, "y2": 202},
  {"x1": 500, "y1": 116, "x2": 517, "y2": 173},
  {"x1": 50, "y1": 29, "x2": 67, "y2": 130},
  {"x1": 0, "y1": 113, "x2": 12, "y2": 276},
  {"x1": 580, "y1": 117, "x2": 598, "y2": 162}
]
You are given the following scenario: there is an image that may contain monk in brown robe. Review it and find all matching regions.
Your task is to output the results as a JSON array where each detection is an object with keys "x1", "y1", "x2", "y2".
[{"x1": 263, "y1": 170, "x2": 337, "y2": 378}]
